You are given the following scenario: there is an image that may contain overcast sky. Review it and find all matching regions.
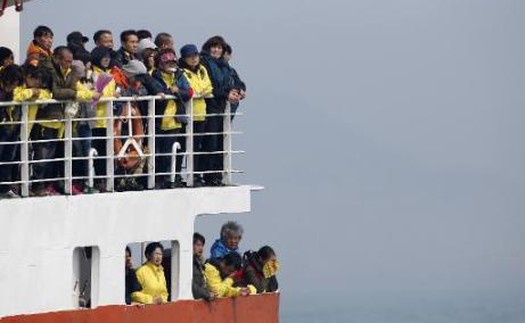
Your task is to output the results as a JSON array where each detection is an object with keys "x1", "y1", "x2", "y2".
[{"x1": 20, "y1": 0, "x2": 525, "y2": 312}]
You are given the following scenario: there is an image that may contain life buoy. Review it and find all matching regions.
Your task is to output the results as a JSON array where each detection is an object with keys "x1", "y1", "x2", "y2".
[{"x1": 113, "y1": 102, "x2": 145, "y2": 170}]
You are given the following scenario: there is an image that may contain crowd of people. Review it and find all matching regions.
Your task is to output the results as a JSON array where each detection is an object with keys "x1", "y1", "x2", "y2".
[
  {"x1": 0, "y1": 26, "x2": 246, "y2": 197},
  {"x1": 125, "y1": 221, "x2": 279, "y2": 305}
]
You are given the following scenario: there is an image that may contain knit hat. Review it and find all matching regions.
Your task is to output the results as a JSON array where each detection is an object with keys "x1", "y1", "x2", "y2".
[
  {"x1": 137, "y1": 38, "x2": 157, "y2": 56},
  {"x1": 180, "y1": 44, "x2": 199, "y2": 58},
  {"x1": 122, "y1": 60, "x2": 147, "y2": 76},
  {"x1": 90, "y1": 46, "x2": 112, "y2": 69}
]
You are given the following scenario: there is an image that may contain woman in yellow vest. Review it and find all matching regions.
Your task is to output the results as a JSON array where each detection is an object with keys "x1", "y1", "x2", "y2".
[
  {"x1": 132, "y1": 242, "x2": 169, "y2": 304},
  {"x1": 179, "y1": 44, "x2": 213, "y2": 187}
]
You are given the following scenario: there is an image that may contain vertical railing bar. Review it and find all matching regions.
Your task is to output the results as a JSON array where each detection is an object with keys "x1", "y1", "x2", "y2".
[
  {"x1": 147, "y1": 98, "x2": 156, "y2": 189},
  {"x1": 223, "y1": 102, "x2": 233, "y2": 185},
  {"x1": 20, "y1": 103, "x2": 29, "y2": 197},
  {"x1": 64, "y1": 103, "x2": 73, "y2": 195},
  {"x1": 185, "y1": 99, "x2": 194, "y2": 187},
  {"x1": 106, "y1": 100, "x2": 114, "y2": 192}
]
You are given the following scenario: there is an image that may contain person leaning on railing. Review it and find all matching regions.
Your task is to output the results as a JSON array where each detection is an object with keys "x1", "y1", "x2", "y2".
[
  {"x1": 242, "y1": 246, "x2": 280, "y2": 294},
  {"x1": 89, "y1": 46, "x2": 118, "y2": 192},
  {"x1": 30, "y1": 47, "x2": 101, "y2": 197},
  {"x1": 179, "y1": 44, "x2": 214, "y2": 187},
  {"x1": 151, "y1": 48, "x2": 193, "y2": 189},
  {"x1": 204, "y1": 252, "x2": 256, "y2": 298},
  {"x1": 199, "y1": 36, "x2": 241, "y2": 186},
  {"x1": 0, "y1": 65, "x2": 24, "y2": 198}
]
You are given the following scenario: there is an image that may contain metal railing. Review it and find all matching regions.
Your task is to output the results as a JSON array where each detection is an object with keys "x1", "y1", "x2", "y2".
[{"x1": 0, "y1": 95, "x2": 243, "y2": 197}]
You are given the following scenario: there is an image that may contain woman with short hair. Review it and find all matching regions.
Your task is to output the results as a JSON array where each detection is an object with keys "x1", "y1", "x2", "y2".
[
  {"x1": 131, "y1": 242, "x2": 169, "y2": 304},
  {"x1": 210, "y1": 221, "x2": 243, "y2": 259}
]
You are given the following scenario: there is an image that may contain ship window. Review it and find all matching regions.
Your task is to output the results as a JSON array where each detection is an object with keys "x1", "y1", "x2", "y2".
[
  {"x1": 73, "y1": 246, "x2": 99, "y2": 309},
  {"x1": 126, "y1": 240, "x2": 180, "y2": 303}
]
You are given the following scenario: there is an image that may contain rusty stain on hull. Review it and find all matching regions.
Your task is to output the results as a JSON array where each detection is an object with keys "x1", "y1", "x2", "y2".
[{"x1": 1, "y1": 293, "x2": 279, "y2": 323}]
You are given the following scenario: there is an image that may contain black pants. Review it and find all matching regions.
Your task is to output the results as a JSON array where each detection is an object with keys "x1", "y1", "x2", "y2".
[
  {"x1": 91, "y1": 128, "x2": 107, "y2": 181},
  {"x1": 155, "y1": 128, "x2": 185, "y2": 186},
  {"x1": 31, "y1": 125, "x2": 62, "y2": 191},
  {"x1": 202, "y1": 114, "x2": 224, "y2": 183},
  {"x1": 193, "y1": 121, "x2": 205, "y2": 175},
  {"x1": 0, "y1": 125, "x2": 20, "y2": 193}
]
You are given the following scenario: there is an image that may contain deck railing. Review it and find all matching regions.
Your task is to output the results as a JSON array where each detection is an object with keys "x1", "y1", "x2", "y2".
[{"x1": 0, "y1": 95, "x2": 243, "y2": 197}]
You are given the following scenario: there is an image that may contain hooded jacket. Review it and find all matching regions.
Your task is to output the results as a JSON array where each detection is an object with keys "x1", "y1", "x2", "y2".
[
  {"x1": 210, "y1": 239, "x2": 240, "y2": 259},
  {"x1": 199, "y1": 52, "x2": 234, "y2": 113}
]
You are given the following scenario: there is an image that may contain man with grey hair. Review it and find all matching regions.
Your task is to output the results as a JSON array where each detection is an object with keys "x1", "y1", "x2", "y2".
[{"x1": 210, "y1": 221, "x2": 244, "y2": 259}]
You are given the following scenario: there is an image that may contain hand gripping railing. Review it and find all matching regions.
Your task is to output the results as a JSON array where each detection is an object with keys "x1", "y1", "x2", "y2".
[{"x1": 0, "y1": 94, "x2": 244, "y2": 198}]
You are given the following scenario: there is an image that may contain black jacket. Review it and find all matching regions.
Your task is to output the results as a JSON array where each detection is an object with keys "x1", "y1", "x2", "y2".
[
  {"x1": 192, "y1": 256, "x2": 211, "y2": 300},
  {"x1": 125, "y1": 268, "x2": 141, "y2": 304},
  {"x1": 200, "y1": 52, "x2": 234, "y2": 113}
]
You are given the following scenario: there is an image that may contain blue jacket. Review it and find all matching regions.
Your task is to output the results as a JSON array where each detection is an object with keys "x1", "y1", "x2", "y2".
[
  {"x1": 200, "y1": 52, "x2": 234, "y2": 113},
  {"x1": 210, "y1": 239, "x2": 240, "y2": 259}
]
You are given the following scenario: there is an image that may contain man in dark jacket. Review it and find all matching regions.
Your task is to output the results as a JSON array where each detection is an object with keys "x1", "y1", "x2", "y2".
[
  {"x1": 200, "y1": 36, "x2": 240, "y2": 186},
  {"x1": 31, "y1": 47, "x2": 100, "y2": 196},
  {"x1": 113, "y1": 30, "x2": 139, "y2": 68},
  {"x1": 223, "y1": 43, "x2": 246, "y2": 120},
  {"x1": 125, "y1": 247, "x2": 141, "y2": 304},
  {"x1": 193, "y1": 233, "x2": 214, "y2": 301}
]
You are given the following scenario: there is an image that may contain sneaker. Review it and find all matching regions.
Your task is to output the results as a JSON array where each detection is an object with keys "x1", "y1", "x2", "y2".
[
  {"x1": 192, "y1": 175, "x2": 205, "y2": 187},
  {"x1": 71, "y1": 185, "x2": 83, "y2": 195},
  {"x1": 174, "y1": 175, "x2": 187, "y2": 188},
  {"x1": 127, "y1": 178, "x2": 144, "y2": 191}
]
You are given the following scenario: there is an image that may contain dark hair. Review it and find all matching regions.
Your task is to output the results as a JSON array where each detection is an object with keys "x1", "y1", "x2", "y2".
[
  {"x1": 23, "y1": 64, "x2": 52, "y2": 90},
  {"x1": 258, "y1": 246, "x2": 276, "y2": 262},
  {"x1": 0, "y1": 64, "x2": 23, "y2": 87},
  {"x1": 155, "y1": 47, "x2": 176, "y2": 67},
  {"x1": 144, "y1": 242, "x2": 164, "y2": 258},
  {"x1": 33, "y1": 25, "x2": 53, "y2": 38},
  {"x1": 193, "y1": 232, "x2": 205, "y2": 245},
  {"x1": 224, "y1": 43, "x2": 232, "y2": 55},
  {"x1": 0, "y1": 47, "x2": 13, "y2": 64},
  {"x1": 125, "y1": 246, "x2": 131, "y2": 255},
  {"x1": 222, "y1": 252, "x2": 242, "y2": 271},
  {"x1": 90, "y1": 46, "x2": 112, "y2": 69},
  {"x1": 53, "y1": 46, "x2": 72, "y2": 59},
  {"x1": 93, "y1": 30, "x2": 112, "y2": 43},
  {"x1": 202, "y1": 35, "x2": 226, "y2": 54},
  {"x1": 154, "y1": 32, "x2": 172, "y2": 48},
  {"x1": 137, "y1": 29, "x2": 152, "y2": 40},
  {"x1": 120, "y1": 30, "x2": 138, "y2": 43}
]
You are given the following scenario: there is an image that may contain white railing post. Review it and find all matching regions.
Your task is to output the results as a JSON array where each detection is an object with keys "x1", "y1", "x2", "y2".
[
  {"x1": 87, "y1": 148, "x2": 98, "y2": 192},
  {"x1": 20, "y1": 103, "x2": 29, "y2": 197},
  {"x1": 223, "y1": 102, "x2": 233, "y2": 185},
  {"x1": 185, "y1": 99, "x2": 194, "y2": 187},
  {"x1": 170, "y1": 142, "x2": 181, "y2": 184},
  {"x1": 105, "y1": 100, "x2": 114, "y2": 192},
  {"x1": 64, "y1": 103, "x2": 74, "y2": 195},
  {"x1": 147, "y1": 97, "x2": 156, "y2": 189}
]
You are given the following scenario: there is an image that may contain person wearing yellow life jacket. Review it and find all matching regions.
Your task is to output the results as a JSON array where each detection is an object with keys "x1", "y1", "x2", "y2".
[
  {"x1": 13, "y1": 64, "x2": 53, "y2": 138},
  {"x1": 151, "y1": 48, "x2": 193, "y2": 189},
  {"x1": 89, "y1": 46, "x2": 118, "y2": 192},
  {"x1": 0, "y1": 65, "x2": 23, "y2": 198},
  {"x1": 132, "y1": 242, "x2": 169, "y2": 305},
  {"x1": 30, "y1": 47, "x2": 101, "y2": 197},
  {"x1": 204, "y1": 252, "x2": 256, "y2": 298},
  {"x1": 179, "y1": 44, "x2": 213, "y2": 187}
]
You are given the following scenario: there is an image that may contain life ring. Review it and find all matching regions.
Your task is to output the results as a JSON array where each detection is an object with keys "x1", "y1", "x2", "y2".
[{"x1": 113, "y1": 102, "x2": 145, "y2": 170}]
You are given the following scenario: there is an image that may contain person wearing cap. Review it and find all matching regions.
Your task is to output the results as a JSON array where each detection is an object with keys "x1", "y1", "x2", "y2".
[
  {"x1": 113, "y1": 30, "x2": 139, "y2": 68},
  {"x1": 152, "y1": 48, "x2": 193, "y2": 189},
  {"x1": 179, "y1": 44, "x2": 213, "y2": 187},
  {"x1": 137, "y1": 38, "x2": 158, "y2": 74},
  {"x1": 199, "y1": 36, "x2": 240, "y2": 186},
  {"x1": 26, "y1": 25, "x2": 54, "y2": 68},
  {"x1": 0, "y1": 47, "x2": 14, "y2": 72},
  {"x1": 67, "y1": 31, "x2": 91, "y2": 65}
]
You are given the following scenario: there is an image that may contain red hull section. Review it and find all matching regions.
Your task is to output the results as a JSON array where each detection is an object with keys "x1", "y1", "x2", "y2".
[{"x1": 2, "y1": 294, "x2": 279, "y2": 323}]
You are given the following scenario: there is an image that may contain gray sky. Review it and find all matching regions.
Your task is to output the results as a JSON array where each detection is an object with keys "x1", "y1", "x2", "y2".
[{"x1": 22, "y1": 0, "x2": 525, "y2": 311}]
